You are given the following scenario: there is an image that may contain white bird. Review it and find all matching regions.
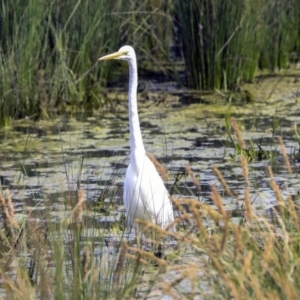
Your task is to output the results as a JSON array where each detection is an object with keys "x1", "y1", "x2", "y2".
[{"x1": 99, "y1": 46, "x2": 174, "y2": 242}]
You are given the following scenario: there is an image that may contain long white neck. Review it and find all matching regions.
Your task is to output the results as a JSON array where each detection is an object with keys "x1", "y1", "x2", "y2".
[{"x1": 127, "y1": 55, "x2": 145, "y2": 169}]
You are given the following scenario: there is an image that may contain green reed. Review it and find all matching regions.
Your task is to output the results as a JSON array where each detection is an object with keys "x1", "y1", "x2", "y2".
[
  {"x1": 0, "y1": 0, "x2": 172, "y2": 125},
  {"x1": 174, "y1": 0, "x2": 300, "y2": 90},
  {"x1": 1, "y1": 0, "x2": 299, "y2": 124},
  {"x1": 0, "y1": 0, "x2": 117, "y2": 123},
  {"x1": 259, "y1": 0, "x2": 300, "y2": 70}
]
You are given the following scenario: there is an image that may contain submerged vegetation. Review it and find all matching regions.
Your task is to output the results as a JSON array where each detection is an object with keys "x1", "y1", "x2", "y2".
[
  {"x1": 0, "y1": 0, "x2": 299, "y2": 124},
  {"x1": 1, "y1": 121, "x2": 300, "y2": 298}
]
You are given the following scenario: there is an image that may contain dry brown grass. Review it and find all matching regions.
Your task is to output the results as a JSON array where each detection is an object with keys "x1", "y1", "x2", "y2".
[
  {"x1": 130, "y1": 137, "x2": 300, "y2": 299},
  {"x1": 74, "y1": 189, "x2": 86, "y2": 223},
  {"x1": 146, "y1": 152, "x2": 169, "y2": 181},
  {"x1": 212, "y1": 166, "x2": 233, "y2": 196},
  {"x1": 231, "y1": 117, "x2": 246, "y2": 150},
  {"x1": 279, "y1": 136, "x2": 292, "y2": 174},
  {"x1": 184, "y1": 163, "x2": 201, "y2": 191},
  {"x1": 0, "y1": 137, "x2": 299, "y2": 299}
]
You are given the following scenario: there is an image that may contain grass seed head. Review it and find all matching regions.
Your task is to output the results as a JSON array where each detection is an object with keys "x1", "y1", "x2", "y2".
[
  {"x1": 244, "y1": 188, "x2": 253, "y2": 222},
  {"x1": 212, "y1": 166, "x2": 233, "y2": 196},
  {"x1": 74, "y1": 189, "x2": 86, "y2": 223},
  {"x1": 231, "y1": 117, "x2": 246, "y2": 149},
  {"x1": 146, "y1": 152, "x2": 169, "y2": 181},
  {"x1": 210, "y1": 184, "x2": 227, "y2": 217},
  {"x1": 279, "y1": 137, "x2": 292, "y2": 174},
  {"x1": 241, "y1": 156, "x2": 250, "y2": 186},
  {"x1": 184, "y1": 163, "x2": 200, "y2": 191}
]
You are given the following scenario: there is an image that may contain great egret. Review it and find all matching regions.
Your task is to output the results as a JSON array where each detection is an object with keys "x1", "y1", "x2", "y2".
[{"x1": 99, "y1": 46, "x2": 174, "y2": 245}]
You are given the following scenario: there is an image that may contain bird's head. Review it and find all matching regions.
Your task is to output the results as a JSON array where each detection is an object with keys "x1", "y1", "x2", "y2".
[{"x1": 99, "y1": 45, "x2": 135, "y2": 62}]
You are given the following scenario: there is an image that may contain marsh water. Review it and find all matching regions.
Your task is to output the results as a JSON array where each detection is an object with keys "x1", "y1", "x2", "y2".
[
  {"x1": 0, "y1": 73, "x2": 300, "y2": 297},
  {"x1": 1, "y1": 74, "x2": 300, "y2": 214}
]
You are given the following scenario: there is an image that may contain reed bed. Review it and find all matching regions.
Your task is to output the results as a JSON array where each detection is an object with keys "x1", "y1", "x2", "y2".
[
  {"x1": 0, "y1": 0, "x2": 172, "y2": 125},
  {"x1": 1, "y1": 0, "x2": 300, "y2": 123},
  {"x1": 174, "y1": 0, "x2": 300, "y2": 89},
  {"x1": 1, "y1": 122, "x2": 300, "y2": 299}
]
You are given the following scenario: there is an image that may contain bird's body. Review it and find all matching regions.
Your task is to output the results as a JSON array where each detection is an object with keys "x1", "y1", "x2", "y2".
[
  {"x1": 124, "y1": 154, "x2": 174, "y2": 230},
  {"x1": 99, "y1": 46, "x2": 174, "y2": 236}
]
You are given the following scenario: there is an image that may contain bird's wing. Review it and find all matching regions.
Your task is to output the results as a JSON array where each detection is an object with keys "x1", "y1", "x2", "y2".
[
  {"x1": 139, "y1": 156, "x2": 174, "y2": 227},
  {"x1": 123, "y1": 155, "x2": 174, "y2": 229}
]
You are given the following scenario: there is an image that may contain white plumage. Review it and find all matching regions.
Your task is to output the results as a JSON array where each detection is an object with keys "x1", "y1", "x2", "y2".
[
  {"x1": 123, "y1": 153, "x2": 174, "y2": 230},
  {"x1": 99, "y1": 45, "x2": 174, "y2": 235}
]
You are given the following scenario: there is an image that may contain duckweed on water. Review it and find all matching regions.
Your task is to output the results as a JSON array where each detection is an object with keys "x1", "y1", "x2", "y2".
[
  {"x1": 0, "y1": 74, "x2": 300, "y2": 298},
  {"x1": 1, "y1": 140, "x2": 300, "y2": 299}
]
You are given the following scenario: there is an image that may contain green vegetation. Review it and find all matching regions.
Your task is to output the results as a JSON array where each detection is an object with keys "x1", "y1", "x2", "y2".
[
  {"x1": 225, "y1": 117, "x2": 275, "y2": 162},
  {"x1": 0, "y1": 0, "x2": 300, "y2": 124},
  {"x1": 174, "y1": 0, "x2": 300, "y2": 89},
  {"x1": 0, "y1": 0, "x2": 119, "y2": 123},
  {"x1": 1, "y1": 1, "x2": 299, "y2": 297},
  {"x1": 259, "y1": 0, "x2": 300, "y2": 70},
  {"x1": 0, "y1": 0, "x2": 172, "y2": 125}
]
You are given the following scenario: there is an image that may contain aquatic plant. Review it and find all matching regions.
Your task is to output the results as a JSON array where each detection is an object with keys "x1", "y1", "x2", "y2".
[
  {"x1": 225, "y1": 117, "x2": 275, "y2": 161},
  {"x1": 0, "y1": 0, "x2": 172, "y2": 125},
  {"x1": 259, "y1": 0, "x2": 300, "y2": 70},
  {"x1": 1, "y1": 0, "x2": 300, "y2": 124},
  {"x1": 174, "y1": 0, "x2": 262, "y2": 89},
  {"x1": 174, "y1": 0, "x2": 300, "y2": 89},
  {"x1": 0, "y1": 0, "x2": 117, "y2": 124},
  {"x1": 1, "y1": 130, "x2": 300, "y2": 298}
]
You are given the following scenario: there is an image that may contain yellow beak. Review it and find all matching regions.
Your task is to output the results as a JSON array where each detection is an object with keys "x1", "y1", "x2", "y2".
[{"x1": 98, "y1": 50, "x2": 127, "y2": 61}]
